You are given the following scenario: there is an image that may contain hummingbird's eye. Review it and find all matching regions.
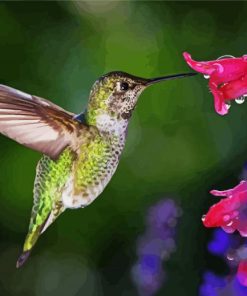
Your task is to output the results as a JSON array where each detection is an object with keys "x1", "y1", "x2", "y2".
[{"x1": 120, "y1": 82, "x2": 129, "y2": 91}]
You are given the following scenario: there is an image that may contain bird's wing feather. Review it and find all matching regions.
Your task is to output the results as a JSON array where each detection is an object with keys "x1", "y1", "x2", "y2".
[{"x1": 0, "y1": 84, "x2": 85, "y2": 160}]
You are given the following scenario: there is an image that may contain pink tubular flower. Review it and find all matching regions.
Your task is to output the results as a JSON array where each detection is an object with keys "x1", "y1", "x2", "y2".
[
  {"x1": 203, "y1": 181, "x2": 247, "y2": 287},
  {"x1": 183, "y1": 52, "x2": 247, "y2": 115},
  {"x1": 202, "y1": 181, "x2": 247, "y2": 237}
]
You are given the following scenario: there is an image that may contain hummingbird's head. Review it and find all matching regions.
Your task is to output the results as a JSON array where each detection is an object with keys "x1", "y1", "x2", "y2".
[{"x1": 86, "y1": 71, "x2": 196, "y2": 131}]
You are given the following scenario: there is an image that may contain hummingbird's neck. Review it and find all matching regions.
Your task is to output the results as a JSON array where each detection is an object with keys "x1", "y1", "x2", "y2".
[{"x1": 85, "y1": 109, "x2": 129, "y2": 138}]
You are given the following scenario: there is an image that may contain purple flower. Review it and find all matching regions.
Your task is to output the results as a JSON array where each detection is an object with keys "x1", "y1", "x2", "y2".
[
  {"x1": 200, "y1": 272, "x2": 226, "y2": 296},
  {"x1": 132, "y1": 255, "x2": 164, "y2": 296},
  {"x1": 208, "y1": 229, "x2": 231, "y2": 256},
  {"x1": 131, "y1": 199, "x2": 182, "y2": 296},
  {"x1": 200, "y1": 227, "x2": 247, "y2": 293},
  {"x1": 200, "y1": 272, "x2": 247, "y2": 296}
]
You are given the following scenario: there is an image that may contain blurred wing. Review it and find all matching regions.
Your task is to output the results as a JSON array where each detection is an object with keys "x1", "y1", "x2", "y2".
[{"x1": 0, "y1": 84, "x2": 84, "y2": 160}]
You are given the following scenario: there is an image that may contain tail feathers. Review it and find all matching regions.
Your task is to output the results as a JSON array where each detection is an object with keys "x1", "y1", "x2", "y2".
[
  {"x1": 16, "y1": 250, "x2": 31, "y2": 268},
  {"x1": 15, "y1": 212, "x2": 53, "y2": 269}
]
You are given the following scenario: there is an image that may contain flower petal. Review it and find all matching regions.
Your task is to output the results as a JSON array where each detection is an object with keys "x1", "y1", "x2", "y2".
[
  {"x1": 204, "y1": 181, "x2": 247, "y2": 237},
  {"x1": 220, "y1": 74, "x2": 247, "y2": 100},
  {"x1": 211, "y1": 181, "x2": 247, "y2": 197},
  {"x1": 183, "y1": 52, "x2": 215, "y2": 75},
  {"x1": 183, "y1": 52, "x2": 247, "y2": 115}
]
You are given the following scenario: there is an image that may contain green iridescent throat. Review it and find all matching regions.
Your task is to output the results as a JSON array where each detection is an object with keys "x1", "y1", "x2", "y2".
[{"x1": 85, "y1": 78, "x2": 114, "y2": 125}]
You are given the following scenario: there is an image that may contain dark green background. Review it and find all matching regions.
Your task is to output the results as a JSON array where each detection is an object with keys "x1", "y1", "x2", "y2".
[{"x1": 0, "y1": 1, "x2": 245, "y2": 295}]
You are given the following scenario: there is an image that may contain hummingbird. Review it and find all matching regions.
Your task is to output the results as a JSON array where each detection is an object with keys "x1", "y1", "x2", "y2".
[{"x1": 0, "y1": 70, "x2": 195, "y2": 268}]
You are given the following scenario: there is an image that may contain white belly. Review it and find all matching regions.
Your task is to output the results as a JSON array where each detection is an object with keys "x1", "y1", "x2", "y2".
[{"x1": 61, "y1": 165, "x2": 118, "y2": 209}]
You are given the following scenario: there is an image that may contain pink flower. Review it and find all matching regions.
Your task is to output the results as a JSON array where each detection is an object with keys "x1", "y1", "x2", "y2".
[
  {"x1": 202, "y1": 181, "x2": 247, "y2": 237},
  {"x1": 203, "y1": 181, "x2": 247, "y2": 286},
  {"x1": 183, "y1": 52, "x2": 247, "y2": 115}
]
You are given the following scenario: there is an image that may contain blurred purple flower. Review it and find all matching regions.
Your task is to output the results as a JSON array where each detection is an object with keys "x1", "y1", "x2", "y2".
[
  {"x1": 200, "y1": 272, "x2": 226, "y2": 296},
  {"x1": 131, "y1": 199, "x2": 182, "y2": 296},
  {"x1": 200, "y1": 271, "x2": 247, "y2": 296},
  {"x1": 208, "y1": 229, "x2": 231, "y2": 256},
  {"x1": 200, "y1": 228, "x2": 247, "y2": 294},
  {"x1": 208, "y1": 229, "x2": 242, "y2": 259}
]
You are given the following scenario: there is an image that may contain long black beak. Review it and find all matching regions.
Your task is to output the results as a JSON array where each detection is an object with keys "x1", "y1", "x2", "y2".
[{"x1": 146, "y1": 72, "x2": 197, "y2": 86}]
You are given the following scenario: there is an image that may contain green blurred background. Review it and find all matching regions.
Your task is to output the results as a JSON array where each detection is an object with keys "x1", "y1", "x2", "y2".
[{"x1": 0, "y1": 1, "x2": 247, "y2": 295}]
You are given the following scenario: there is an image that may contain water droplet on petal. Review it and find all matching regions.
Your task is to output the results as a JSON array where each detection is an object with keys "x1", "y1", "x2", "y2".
[
  {"x1": 217, "y1": 55, "x2": 235, "y2": 60},
  {"x1": 201, "y1": 215, "x2": 206, "y2": 222},
  {"x1": 225, "y1": 101, "x2": 231, "y2": 109},
  {"x1": 227, "y1": 251, "x2": 236, "y2": 261},
  {"x1": 226, "y1": 221, "x2": 233, "y2": 227},
  {"x1": 235, "y1": 96, "x2": 245, "y2": 104},
  {"x1": 222, "y1": 226, "x2": 235, "y2": 233},
  {"x1": 223, "y1": 214, "x2": 230, "y2": 222},
  {"x1": 204, "y1": 74, "x2": 210, "y2": 79}
]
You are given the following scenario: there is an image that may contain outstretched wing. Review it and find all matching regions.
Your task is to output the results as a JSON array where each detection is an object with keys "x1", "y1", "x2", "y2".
[{"x1": 0, "y1": 84, "x2": 84, "y2": 160}]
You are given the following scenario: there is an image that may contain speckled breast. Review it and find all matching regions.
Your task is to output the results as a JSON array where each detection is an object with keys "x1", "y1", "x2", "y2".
[{"x1": 62, "y1": 133, "x2": 125, "y2": 209}]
